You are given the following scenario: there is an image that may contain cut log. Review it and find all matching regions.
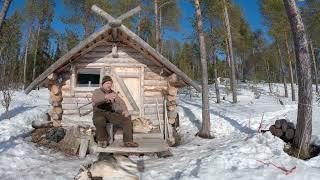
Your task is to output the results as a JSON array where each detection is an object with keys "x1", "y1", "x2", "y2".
[
  {"x1": 269, "y1": 125, "x2": 276, "y2": 135},
  {"x1": 166, "y1": 100, "x2": 176, "y2": 107},
  {"x1": 168, "y1": 118, "x2": 176, "y2": 125},
  {"x1": 167, "y1": 95, "x2": 176, "y2": 102},
  {"x1": 32, "y1": 120, "x2": 53, "y2": 129},
  {"x1": 281, "y1": 120, "x2": 288, "y2": 132},
  {"x1": 53, "y1": 106, "x2": 63, "y2": 114},
  {"x1": 275, "y1": 119, "x2": 286, "y2": 129},
  {"x1": 285, "y1": 128, "x2": 295, "y2": 140},
  {"x1": 51, "y1": 113, "x2": 62, "y2": 121},
  {"x1": 167, "y1": 73, "x2": 188, "y2": 88},
  {"x1": 168, "y1": 109, "x2": 177, "y2": 119},
  {"x1": 50, "y1": 84, "x2": 61, "y2": 95},
  {"x1": 274, "y1": 128, "x2": 283, "y2": 137},
  {"x1": 167, "y1": 105, "x2": 176, "y2": 111},
  {"x1": 48, "y1": 73, "x2": 57, "y2": 80},
  {"x1": 168, "y1": 86, "x2": 178, "y2": 96},
  {"x1": 51, "y1": 93, "x2": 63, "y2": 102}
]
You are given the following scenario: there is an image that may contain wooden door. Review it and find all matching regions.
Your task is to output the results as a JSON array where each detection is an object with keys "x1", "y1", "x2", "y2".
[{"x1": 110, "y1": 66, "x2": 144, "y2": 118}]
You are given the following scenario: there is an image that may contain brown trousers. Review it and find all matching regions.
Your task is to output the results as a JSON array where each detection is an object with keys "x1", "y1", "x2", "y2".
[{"x1": 93, "y1": 111, "x2": 133, "y2": 142}]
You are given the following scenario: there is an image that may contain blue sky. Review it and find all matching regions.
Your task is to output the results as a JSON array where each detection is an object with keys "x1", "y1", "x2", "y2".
[{"x1": 5, "y1": 0, "x2": 267, "y2": 43}]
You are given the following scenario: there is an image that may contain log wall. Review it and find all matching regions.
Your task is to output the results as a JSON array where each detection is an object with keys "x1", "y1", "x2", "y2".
[{"x1": 54, "y1": 41, "x2": 171, "y2": 129}]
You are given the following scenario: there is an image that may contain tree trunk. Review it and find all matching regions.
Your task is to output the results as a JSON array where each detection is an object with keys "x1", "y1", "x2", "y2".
[
  {"x1": 213, "y1": 54, "x2": 221, "y2": 103},
  {"x1": 154, "y1": 0, "x2": 160, "y2": 52},
  {"x1": 264, "y1": 58, "x2": 273, "y2": 93},
  {"x1": 32, "y1": 23, "x2": 42, "y2": 81},
  {"x1": 23, "y1": 19, "x2": 34, "y2": 88},
  {"x1": 223, "y1": 0, "x2": 237, "y2": 103},
  {"x1": 285, "y1": 32, "x2": 296, "y2": 101},
  {"x1": 294, "y1": 56, "x2": 298, "y2": 85},
  {"x1": 283, "y1": 0, "x2": 313, "y2": 159},
  {"x1": 194, "y1": 0, "x2": 212, "y2": 138},
  {"x1": 277, "y1": 43, "x2": 288, "y2": 98},
  {"x1": 309, "y1": 39, "x2": 319, "y2": 93},
  {"x1": 0, "y1": 0, "x2": 13, "y2": 32}
]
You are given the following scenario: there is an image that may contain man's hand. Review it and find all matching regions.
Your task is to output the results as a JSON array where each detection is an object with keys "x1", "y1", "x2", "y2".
[{"x1": 105, "y1": 92, "x2": 116, "y2": 102}]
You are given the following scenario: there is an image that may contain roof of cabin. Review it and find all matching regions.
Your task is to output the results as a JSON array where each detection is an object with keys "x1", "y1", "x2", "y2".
[{"x1": 25, "y1": 24, "x2": 201, "y2": 94}]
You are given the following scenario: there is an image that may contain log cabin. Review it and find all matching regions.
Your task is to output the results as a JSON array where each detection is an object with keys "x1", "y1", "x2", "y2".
[{"x1": 25, "y1": 5, "x2": 201, "y2": 154}]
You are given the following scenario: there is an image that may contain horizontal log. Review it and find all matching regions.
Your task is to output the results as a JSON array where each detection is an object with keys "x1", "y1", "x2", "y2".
[
  {"x1": 62, "y1": 103, "x2": 92, "y2": 110},
  {"x1": 168, "y1": 86, "x2": 178, "y2": 96},
  {"x1": 144, "y1": 80, "x2": 167, "y2": 86},
  {"x1": 168, "y1": 110, "x2": 177, "y2": 119},
  {"x1": 269, "y1": 125, "x2": 276, "y2": 136},
  {"x1": 51, "y1": 93, "x2": 63, "y2": 102},
  {"x1": 167, "y1": 73, "x2": 188, "y2": 88},
  {"x1": 168, "y1": 118, "x2": 176, "y2": 125},
  {"x1": 285, "y1": 128, "x2": 295, "y2": 140},
  {"x1": 275, "y1": 119, "x2": 286, "y2": 129},
  {"x1": 144, "y1": 86, "x2": 167, "y2": 92},
  {"x1": 50, "y1": 84, "x2": 61, "y2": 95},
  {"x1": 167, "y1": 105, "x2": 176, "y2": 111},
  {"x1": 144, "y1": 107, "x2": 164, "y2": 114},
  {"x1": 48, "y1": 73, "x2": 57, "y2": 80},
  {"x1": 51, "y1": 101, "x2": 61, "y2": 107},
  {"x1": 166, "y1": 100, "x2": 177, "y2": 106},
  {"x1": 144, "y1": 71, "x2": 165, "y2": 80},
  {"x1": 167, "y1": 95, "x2": 176, "y2": 101},
  {"x1": 144, "y1": 91, "x2": 163, "y2": 97},
  {"x1": 53, "y1": 106, "x2": 63, "y2": 114},
  {"x1": 32, "y1": 120, "x2": 53, "y2": 129},
  {"x1": 143, "y1": 103, "x2": 163, "y2": 109},
  {"x1": 274, "y1": 128, "x2": 283, "y2": 137},
  {"x1": 63, "y1": 109, "x2": 91, "y2": 115},
  {"x1": 62, "y1": 97, "x2": 92, "y2": 104}
]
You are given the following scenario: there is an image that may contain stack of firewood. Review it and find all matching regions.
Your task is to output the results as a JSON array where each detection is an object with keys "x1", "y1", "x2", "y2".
[
  {"x1": 167, "y1": 85, "x2": 178, "y2": 125},
  {"x1": 269, "y1": 119, "x2": 295, "y2": 142},
  {"x1": 47, "y1": 73, "x2": 63, "y2": 124}
]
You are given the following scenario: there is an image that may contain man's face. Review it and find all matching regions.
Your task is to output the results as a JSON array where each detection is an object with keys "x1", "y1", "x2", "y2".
[{"x1": 102, "y1": 81, "x2": 113, "y2": 91}]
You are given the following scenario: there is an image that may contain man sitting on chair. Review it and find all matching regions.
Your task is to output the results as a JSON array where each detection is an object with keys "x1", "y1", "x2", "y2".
[{"x1": 92, "y1": 75, "x2": 138, "y2": 148}]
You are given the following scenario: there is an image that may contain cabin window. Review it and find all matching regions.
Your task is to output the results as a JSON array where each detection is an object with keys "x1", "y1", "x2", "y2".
[{"x1": 76, "y1": 69, "x2": 100, "y2": 87}]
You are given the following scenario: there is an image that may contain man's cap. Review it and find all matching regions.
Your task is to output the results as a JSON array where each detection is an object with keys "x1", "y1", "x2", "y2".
[{"x1": 101, "y1": 75, "x2": 113, "y2": 84}]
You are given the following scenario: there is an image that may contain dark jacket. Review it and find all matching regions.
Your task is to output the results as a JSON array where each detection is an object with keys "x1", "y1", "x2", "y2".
[{"x1": 92, "y1": 87, "x2": 129, "y2": 115}]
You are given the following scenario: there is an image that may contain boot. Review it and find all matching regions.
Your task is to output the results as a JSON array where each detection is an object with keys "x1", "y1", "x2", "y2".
[{"x1": 97, "y1": 141, "x2": 108, "y2": 148}]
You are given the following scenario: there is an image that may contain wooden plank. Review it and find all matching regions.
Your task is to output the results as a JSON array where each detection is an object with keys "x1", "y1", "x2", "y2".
[
  {"x1": 92, "y1": 136, "x2": 168, "y2": 154},
  {"x1": 79, "y1": 137, "x2": 89, "y2": 158},
  {"x1": 114, "y1": 73, "x2": 140, "y2": 112}
]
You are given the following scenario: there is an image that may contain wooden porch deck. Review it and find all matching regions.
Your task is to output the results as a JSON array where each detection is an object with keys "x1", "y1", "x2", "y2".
[{"x1": 90, "y1": 133, "x2": 169, "y2": 154}]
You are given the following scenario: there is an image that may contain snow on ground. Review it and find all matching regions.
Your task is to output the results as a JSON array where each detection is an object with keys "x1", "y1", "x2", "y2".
[{"x1": 0, "y1": 83, "x2": 320, "y2": 180}]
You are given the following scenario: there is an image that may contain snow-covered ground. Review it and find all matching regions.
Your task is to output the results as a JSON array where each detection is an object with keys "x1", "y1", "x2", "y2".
[{"x1": 0, "y1": 83, "x2": 320, "y2": 180}]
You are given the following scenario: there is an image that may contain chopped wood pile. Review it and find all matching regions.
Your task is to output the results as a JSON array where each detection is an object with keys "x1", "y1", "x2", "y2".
[{"x1": 269, "y1": 119, "x2": 295, "y2": 143}]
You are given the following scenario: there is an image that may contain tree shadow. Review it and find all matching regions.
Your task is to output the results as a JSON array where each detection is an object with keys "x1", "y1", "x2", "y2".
[
  {"x1": 0, "y1": 105, "x2": 37, "y2": 121},
  {"x1": 0, "y1": 131, "x2": 31, "y2": 153},
  {"x1": 180, "y1": 99, "x2": 255, "y2": 135},
  {"x1": 179, "y1": 106, "x2": 201, "y2": 131}
]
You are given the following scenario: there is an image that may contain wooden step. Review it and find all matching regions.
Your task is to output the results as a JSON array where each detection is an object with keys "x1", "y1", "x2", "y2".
[{"x1": 91, "y1": 135, "x2": 168, "y2": 154}]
